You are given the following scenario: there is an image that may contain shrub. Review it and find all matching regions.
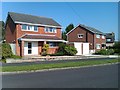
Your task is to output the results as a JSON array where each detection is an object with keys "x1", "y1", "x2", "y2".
[
  {"x1": 58, "y1": 43, "x2": 66, "y2": 53},
  {"x1": 95, "y1": 49, "x2": 114, "y2": 55},
  {"x1": 0, "y1": 59, "x2": 6, "y2": 63},
  {"x1": 58, "y1": 43, "x2": 77, "y2": 56},
  {"x1": 2, "y1": 43, "x2": 13, "y2": 59},
  {"x1": 41, "y1": 44, "x2": 49, "y2": 56},
  {"x1": 64, "y1": 45, "x2": 77, "y2": 55},
  {"x1": 113, "y1": 42, "x2": 120, "y2": 55},
  {"x1": 10, "y1": 55, "x2": 22, "y2": 59}
]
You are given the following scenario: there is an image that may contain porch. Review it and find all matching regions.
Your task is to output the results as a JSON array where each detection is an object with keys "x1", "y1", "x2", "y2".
[{"x1": 17, "y1": 34, "x2": 66, "y2": 56}]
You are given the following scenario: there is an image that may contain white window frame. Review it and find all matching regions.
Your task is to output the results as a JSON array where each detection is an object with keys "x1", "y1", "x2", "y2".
[
  {"x1": 78, "y1": 34, "x2": 84, "y2": 38},
  {"x1": 21, "y1": 24, "x2": 27, "y2": 30},
  {"x1": 47, "y1": 42, "x2": 58, "y2": 48},
  {"x1": 96, "y1": 34, "x2": 100, "y2": 38},
  {"x1": 96, "y1": 44, "x2": 101, "y2": 49},
  {"x1": 44, "y1": 27, "x2": 57, "y2": 33},
  {"x1": 21, "y1": 24, "x2": 38, "y2": 32},
  {"x1": 106, "y1": 39, "x2": 111, "y2": 42},
  {"x1": 102, "y1": 35, "x2": 105, "y2": 39}
]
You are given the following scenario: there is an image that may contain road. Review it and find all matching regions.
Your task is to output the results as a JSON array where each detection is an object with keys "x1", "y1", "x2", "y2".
[
  {"x1": 2, "y1": 57, "x2": 116, "y2": 66},
  {"x1": 2, "y1": 63, "x2": 118, "y2": 88}
]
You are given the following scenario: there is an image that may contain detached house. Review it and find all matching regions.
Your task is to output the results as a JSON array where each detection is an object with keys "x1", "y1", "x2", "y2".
[
  {"x1": 5, "y1": 12, "x2": 65, "y2": 56},
  {"x1": 66, "y1": 24, "x2": 106, "y2": 54}
]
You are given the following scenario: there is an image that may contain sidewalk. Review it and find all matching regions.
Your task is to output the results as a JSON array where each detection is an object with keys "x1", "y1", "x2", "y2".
[{"x1": 5, "y1": 55, "x2": 119, "y2": 63}]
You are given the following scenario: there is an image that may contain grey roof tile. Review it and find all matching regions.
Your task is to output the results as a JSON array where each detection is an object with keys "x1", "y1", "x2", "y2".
[
  {"x1": 79, "y1": 24, "x2": 105, "y2": 35},
  {"x1": 8, "y1": 12, "x2": 61, "y2": 27}
]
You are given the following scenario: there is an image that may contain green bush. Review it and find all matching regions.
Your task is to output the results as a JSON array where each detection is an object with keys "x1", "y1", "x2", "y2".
[
  {"x1": 0, "y1": 59, "x2": 6, "y2": 63},
  {"x1": 113, "y1": 42, "x2": 120, "y2": 55},
  {"x1": 95, "y1": 49, "x2": 114, "y2": 55},
  {"x1": 41, "y1": 44, "x2": 49, "y2": 56},
  {"x1": 58, "y1": 43, "x2": 77, "y2": 56},
  {"x1": 10, "y1": 55, "x2": 22, "y2": 59},
  {"x1": 64, "y1": 45, "x2": 77, "y2": 55},
  {"x1": 2, "y1": 43, "x2": 13, "y2": 59}
]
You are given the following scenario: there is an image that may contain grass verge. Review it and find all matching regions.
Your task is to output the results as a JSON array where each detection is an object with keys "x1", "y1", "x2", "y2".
[{"x1": 1, "y1": 59, "x2": 119, "y2": 72}]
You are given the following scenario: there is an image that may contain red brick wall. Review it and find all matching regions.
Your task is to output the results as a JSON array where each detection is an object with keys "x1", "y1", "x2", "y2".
[
  {"x1": 48, "y1": 47, "x2": 59, "y2": 54},
  {"x1": 94, "y1": 34, "x2": 106, "y2": 51},
  {"x1": 5, "y1": 16, "x2": 16, "y2": 43}
]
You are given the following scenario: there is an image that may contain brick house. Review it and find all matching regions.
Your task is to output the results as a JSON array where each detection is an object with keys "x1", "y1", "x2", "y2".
[
  {"x1": 105, "y1": 32, "x2": 115, "y2": 48},
  {"x1": 66, "y1": 24, "x2": 106, "y2": 54},
  {"x1": 5, "y1": 12, "x2": 65, "y2": 56}
]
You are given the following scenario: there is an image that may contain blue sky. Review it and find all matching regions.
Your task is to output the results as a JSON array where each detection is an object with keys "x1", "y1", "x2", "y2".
[{"x1": 1, "y1": 2, "x2": 118, "y2": 40}]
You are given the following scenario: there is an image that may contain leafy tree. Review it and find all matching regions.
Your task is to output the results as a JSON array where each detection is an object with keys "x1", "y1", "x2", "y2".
[
  {"x1": 0, "y1": 21, "x2": 5, "y2": 41},
  {"x1": 113, "y1": 41, "x2": 120, "y2": 55},
  {"x1": 62, "y1": 24, "x2": 74, "y2": 40}
]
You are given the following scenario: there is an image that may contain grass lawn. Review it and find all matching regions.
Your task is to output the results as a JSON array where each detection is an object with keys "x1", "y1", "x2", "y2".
[{"x1": 1, "y1": 59, "x2": 119, "y2": 72}]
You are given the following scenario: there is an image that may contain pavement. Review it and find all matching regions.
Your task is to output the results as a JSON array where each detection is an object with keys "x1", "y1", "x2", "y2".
[
  {"x1": 5, "y1": 55, "x2": 119, "y2": 63},
  {"x1": 2, "y1": 57, "x2": 116, "y2": 67},
  {"x1": 2, "y1": 63, "x2": 118, "y2": 88}
]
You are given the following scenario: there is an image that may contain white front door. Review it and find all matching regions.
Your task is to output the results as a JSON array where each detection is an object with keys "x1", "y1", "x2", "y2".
[{"x1": 24, "y1": 41, "x2": 38, "y2": 55}]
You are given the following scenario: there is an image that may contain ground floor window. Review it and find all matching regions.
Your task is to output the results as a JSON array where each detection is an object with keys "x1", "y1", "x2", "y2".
[
  {"x1": 47, "y1": 42, "x2": 58, "y2": 47},
  {"x1": 96, "y1": 44, "x2": 101, "y2": 49}
]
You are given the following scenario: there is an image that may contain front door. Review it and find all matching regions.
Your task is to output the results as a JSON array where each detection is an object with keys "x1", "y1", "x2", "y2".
[
  {"x1": 24, "y1": 41, "x2": 38, "y2": 55},
  {"x1": 28, "y1": 42, "x2": 32, "y2": 54}
]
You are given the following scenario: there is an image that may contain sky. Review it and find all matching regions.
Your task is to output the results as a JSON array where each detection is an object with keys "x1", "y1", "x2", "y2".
[{"x1": 1, "y1": 2, "x2": 118, "y2": 40}]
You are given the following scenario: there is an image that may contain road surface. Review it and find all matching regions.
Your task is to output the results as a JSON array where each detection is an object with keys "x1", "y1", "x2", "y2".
[{"x1": 2, "y1": 63, "x2": 118, "y2": 88}]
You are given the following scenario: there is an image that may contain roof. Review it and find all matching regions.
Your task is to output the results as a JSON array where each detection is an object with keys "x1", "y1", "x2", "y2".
[
  {"x1": 19, "y1": 34, "x2": 64, "y2": 42},
  {"x1": 8, "y1": 12, "x2": 61, "y2": 27},
  {"x1": 105, "y1": 32, "x2": 115, "y2": 39},
  {"x1": 66, "y1": 24, "x2": 105, "y2": 35}
]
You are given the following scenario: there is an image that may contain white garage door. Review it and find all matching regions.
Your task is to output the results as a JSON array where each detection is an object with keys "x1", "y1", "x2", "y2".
[
  {"x1": 83, "y1": 43, "x2": 89, "y2": 55},
  {"x1": 74, "y1": 42, "x2": 89, "y2": 55},
  {"x1": 74, "y1": 42, "x2": 82, "y2": 55}
]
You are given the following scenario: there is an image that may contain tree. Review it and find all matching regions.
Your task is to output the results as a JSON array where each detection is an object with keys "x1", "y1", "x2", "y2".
[
  {"x1": 113, "y1": 41, "x2": 120, "y2": 55},
  {"x1": 0, "y1": 21, "x2": 5, "y2": 41},
  {"x1": 62, "y1": 24, "x2": 74, "y2": 40}
]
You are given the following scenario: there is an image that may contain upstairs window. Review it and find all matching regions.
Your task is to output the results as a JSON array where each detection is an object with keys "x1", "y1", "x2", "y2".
[
  {"x1": 102, "y1": 35, "x2": 105, "y2": 39},
  {"x1": 21, "y1": 24, "x2": 38, "y2": 32},
  {"x1": 28, "y1": 25, "x2": 33, "y2": 30},
  {"x1": 22, "y1": 24, "x2": 27, "y2": 30},
  {"x1": 78, "y1": 34, "x2": 84, "y2": 38},
  {"x1": 96, "y1": 34, "x2": 100, "y2": 38},
  {"x1": 106, "y1": 39, "x2": 111, "y2": 42},
  {"x1": 34, "y1": 26, "x2": 38, "y2": 32},
  {"x1": 45, "y1": 27, "x2": 56, "y2": 33}
]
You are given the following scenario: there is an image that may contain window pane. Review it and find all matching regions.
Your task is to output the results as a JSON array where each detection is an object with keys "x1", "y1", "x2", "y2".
[
  {"x1": 49, "y1": 27, "x2": 53, "y2": 32},
  {"x1": 22, "y1": 25, "x2": 27, "y2": 30},
  {"x1": 28, "y1": 50, "x2": 32, "y2": 54},
  {"x1": 34, "y1": 26, "x2": 38, "y2": 31},
  {"x1": 28, "y1": 42, "x2": 32, "y2": 48},
  {"x1": 96, "y1": 35, "x2": 100, "y2": 38},
  {"x1": 28, "y1": 26, "x2": 32, "y2": 30}
]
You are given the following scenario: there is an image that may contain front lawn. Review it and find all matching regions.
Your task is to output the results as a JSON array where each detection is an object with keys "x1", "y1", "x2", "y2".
[{"x1": 1, "y1": 59, "x2": 119, "y2": 72}]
